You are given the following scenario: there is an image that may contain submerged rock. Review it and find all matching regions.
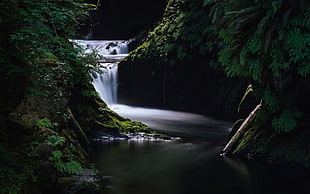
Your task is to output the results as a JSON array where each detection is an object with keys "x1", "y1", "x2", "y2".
[{"x1": 93, "y1": 132, "x2": 176, "y2": 142}]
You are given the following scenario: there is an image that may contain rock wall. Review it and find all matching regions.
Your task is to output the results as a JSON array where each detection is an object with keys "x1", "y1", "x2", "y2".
[
  {"x1": 81, "y1": 0, "x2": 167, "y2": 39},
  {"x1": 117, "y1": 0, "x2": 255, "y2": 117}
]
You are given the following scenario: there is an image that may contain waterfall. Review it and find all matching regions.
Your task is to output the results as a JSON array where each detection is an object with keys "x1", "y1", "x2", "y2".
[
  {"x1": 72, "y1": 39, "x2": 129, "y2": 106},
  {"x1": 91, "y1": 63, "x2": 119, "y2": 106}
]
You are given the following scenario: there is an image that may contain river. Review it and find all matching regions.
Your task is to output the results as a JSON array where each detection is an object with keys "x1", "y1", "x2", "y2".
[{"x1": 89, "y1": 105, "x2": 309, "y2": 194}]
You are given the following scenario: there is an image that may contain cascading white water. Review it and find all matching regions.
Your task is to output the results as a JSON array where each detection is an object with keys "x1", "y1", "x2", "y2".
[
  {"x1": 91, "y1": 63, "x2": 119, "y2": 106},
  {"x1": 72, "y1": 40, "x2": 129, "y2": 106},
  {"x1": 73, "y1": 40, "x2": 129, "y2": 56}
]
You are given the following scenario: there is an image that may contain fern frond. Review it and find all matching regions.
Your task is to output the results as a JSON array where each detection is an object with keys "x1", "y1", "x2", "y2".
[
  {"x1": 248, "y1": 59, "x2": 262, "y2": 81},
  {"x1": 49, "y1": 150, "x2": 63, "y2": 162},
  {"x1": 272, "y1": 110, "x2": 302, "y2": 132},
  {"x1": 54, "y1": 161, "x2": 66, "y2": 173},
  {"x1": 298, "y1": 62, "x2": 310, "y2": 77},
  {"x1": 262, "y1": 90, "x2": 279, "y2": 113},
  {"x1": 247, "y1": 36, "x2": 262, "y2": 53},
  {"x1": 64, "y1": 160, "x2": 83, "y2": 175},
  {"x1": 287, "y1": 29, "x2": 307, "y2": 62},
  {"x1": 47, "y1": 135, "x2": 66, "y2": 147},
  {"x1": 219, "y1": 29, "x2": 234, "y2": 43}
]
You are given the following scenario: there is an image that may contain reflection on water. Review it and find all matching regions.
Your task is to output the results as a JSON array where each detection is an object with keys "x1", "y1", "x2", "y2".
[{"x1": 90, "y1": 105, "x2": 309, "y2": 194}]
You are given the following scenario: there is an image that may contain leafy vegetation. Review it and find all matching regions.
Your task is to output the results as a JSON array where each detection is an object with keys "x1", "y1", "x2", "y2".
[
  {"x1": 129, "y1": 0, "x2": 215, "y2": 67},
  {"x1": 36, "y1": 118, "x2": 59, "y2": 129},
  {"x1": 0, "y1": 144, "x2": 37, "y2": 194},
  {"x1": 47, "y1": 135, "x2": 83, "y2": 175},
  {"x1": 0, "y1": 0, "x2": 100, "y2": 99},
  {"x1": 206, "y1": 0, "x2": 310, "y2": 132},
  {"x1": 0, "y1": 0, "x2": 97, "y2": 193}
]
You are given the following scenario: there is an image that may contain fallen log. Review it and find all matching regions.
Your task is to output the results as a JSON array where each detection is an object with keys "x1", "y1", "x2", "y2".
[
  {"x1": 222, "y1": 103, "x2": 262, "y2": 155},
  {"x1": 67, "y1": 107, "x2": 90, "y2": 150}
]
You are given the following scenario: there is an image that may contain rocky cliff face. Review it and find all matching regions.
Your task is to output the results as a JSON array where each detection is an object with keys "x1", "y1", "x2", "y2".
[
  {"x1": 117, "y1": 0, "x2": 254, "y2": 117},
  {"x1": 80, "y1": 0, "x2": 167, "y2": 39}
]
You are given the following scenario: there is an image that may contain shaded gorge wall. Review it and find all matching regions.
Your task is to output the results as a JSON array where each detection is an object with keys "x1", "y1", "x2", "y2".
[
  {"x1": 117, "y1": 0, "x2": 256, "y2": 118},
  {"x1": 80, "y1": 0, "x2": 167, "y2": 40}
]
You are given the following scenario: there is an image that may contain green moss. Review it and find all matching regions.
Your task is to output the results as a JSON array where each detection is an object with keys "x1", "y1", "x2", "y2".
[{"x1": 228, "y1": 119, "x2": 244, "y2": 139}]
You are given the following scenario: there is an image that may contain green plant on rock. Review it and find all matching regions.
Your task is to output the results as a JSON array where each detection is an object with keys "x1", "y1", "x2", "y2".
[
  {"x1": 47, "y1": 135, "x2": 65, "y2": 147},
  {"x1": 35, "y1": 118, "x2": 59, "y2": 129},
  {"x1": 47, "y1": 135, "x2": 82, "y2": 175},
  {"x1": 130, "y1": 0, "x2": 216, "y2": 67}
]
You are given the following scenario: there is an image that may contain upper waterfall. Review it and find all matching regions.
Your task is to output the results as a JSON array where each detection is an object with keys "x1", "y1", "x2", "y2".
[
  {"x1": 72, "y1": 39, "x2": 129, "y2": 55},
  {"x1": 72, "y1": 39, "x2": 129, "y2": 106}
]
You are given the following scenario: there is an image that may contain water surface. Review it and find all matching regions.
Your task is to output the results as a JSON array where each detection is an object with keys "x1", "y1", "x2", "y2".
[{"x1": 90, "y1": 105, "x2": 309, "y2": 194}]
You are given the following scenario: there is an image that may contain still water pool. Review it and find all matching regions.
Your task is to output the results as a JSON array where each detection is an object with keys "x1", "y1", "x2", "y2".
[{"x1": 90, "y1": 105, "x2": 309, "y2": 194}]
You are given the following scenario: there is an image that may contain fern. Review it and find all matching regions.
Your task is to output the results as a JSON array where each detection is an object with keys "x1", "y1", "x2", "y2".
[
  {"x1": 36, "y1": 118, "x2": 59, "y2": 129},
  {"x1": 248, "y1": 59, "x2": 262, "y2": 81},
  {"x1": 210, "y1": 0, "x2": 309, "y2": 133},
  {"x1": 49, "y1": 150, "x2": 63, "y2": 162},
  {"x1": 272, "y1": 110, "x2": 302, "y2": 132},
  {"x1": 64, "y1": 160, "x2": 83, "y2": 175},
  {"x1": 219, "y1": 29, "x2": 234, "y2": 43},
  {"x1": 298, "y1": 62, "x2": 310, "y2": 77},
  {"x1": 47, "y1": 135, "x2": 66, "y2": 147},
  {"x1": 262, "y1": 90, "x2": 279, "y2": 114},
  {"x1": 287, "y1": 29, "x2": 307, "y2": 63},
  {"x1": 247, "y1": 36, "x2": 262, "y2": 53},
  {"x1": 48, "y1": 146, "x2": 83, "y2": 175},
  {"x1": 54, "y1": 161, "x2": 66, "y2": 173}
]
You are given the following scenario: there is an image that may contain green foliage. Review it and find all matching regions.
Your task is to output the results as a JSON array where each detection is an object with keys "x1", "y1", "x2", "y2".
[
  {"x1": 46, "y1": 135, "x2": 82, "y2": 175},
  {"x1": 0, "y1": 144, "x2": 37, "y2": 194},
  {"x1": 62, "y1": 160, "x2": 83, "y2": 174},
  {"x1": 50, "y1": 155, "x2": 83, "y2": 175},
  {"x1": 130, "y1": 0, "x2": 216, "y2": 66},
  {"x1": 272, "y1": 110, "x2": 302, "y2": 133},
  {"x1": 205, "y1": 0, "x2": 310, "y2": 132},
  {"x1": 36, "y1": 118, "x2": 59, "y2": 129},
  {"x1": 0, "y1": 0, "x2": 99, "y2": 98},
  {"x1": 81, "y1": 88, "x2": 100, "y2": 98},
  {"x1": 50, "y1": 150, "x2": 63, "y2": 161},
  {"x1": 47, "y1": 135, "x2": 66, "y2": 147}
]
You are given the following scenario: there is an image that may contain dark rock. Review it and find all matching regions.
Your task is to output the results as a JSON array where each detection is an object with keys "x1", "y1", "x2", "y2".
[
  {"x1": 37, "y1": 161, "x2": 57, "y2": 192},
  {"x1": 62, "y1": 181, "x2": 100, "y2": 194},
  {"x1": 78, "y1": 0, "x2": 167, "y2": 39},
  {"x1": 35, "y1": 142, "x2": 50, "y2": 160}
]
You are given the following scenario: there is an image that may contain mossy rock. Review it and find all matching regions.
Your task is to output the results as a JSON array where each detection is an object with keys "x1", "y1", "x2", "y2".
[{"x1": 69, "y1": 83, "x2": 157, "y2": 137}]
